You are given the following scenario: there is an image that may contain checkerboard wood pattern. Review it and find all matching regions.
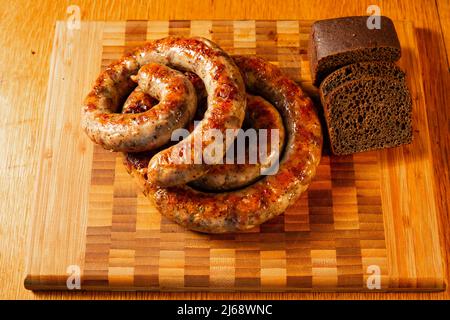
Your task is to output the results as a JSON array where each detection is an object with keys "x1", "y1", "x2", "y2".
[{"x1": 25, "y1": 20, "x2": 444, "y2": 291}]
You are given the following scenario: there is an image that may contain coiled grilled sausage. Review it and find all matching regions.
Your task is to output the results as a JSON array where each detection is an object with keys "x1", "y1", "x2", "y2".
[
  {"x1": 82, "y1": 37, "x2": 246, "y2": 186},
  {"x1": 124, "y1": 56, "x2": 322, "y2": 233}
]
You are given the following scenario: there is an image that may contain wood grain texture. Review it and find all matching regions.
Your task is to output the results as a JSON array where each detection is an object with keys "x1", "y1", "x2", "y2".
[
  {"x1": 436, "y1": 0, "x2": 450, "y2": 70},
  {"x1": 0, "y1": 0, "x2": 449, "y2": 300}
]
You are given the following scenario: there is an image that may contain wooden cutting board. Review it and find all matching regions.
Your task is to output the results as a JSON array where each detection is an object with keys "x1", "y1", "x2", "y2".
[{"x1": 25, "y1": 20, "x2": 445, "y2": 292}]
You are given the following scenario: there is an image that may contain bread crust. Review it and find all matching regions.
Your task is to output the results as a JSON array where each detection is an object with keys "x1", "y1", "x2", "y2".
[{"x1": 309, "y1": 16, "x2": 401, "y2": 86}]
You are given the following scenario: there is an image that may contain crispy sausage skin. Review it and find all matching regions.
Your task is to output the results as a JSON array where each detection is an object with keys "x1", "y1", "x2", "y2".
[
  {"x1": 82, "y1": 37, "x2": 246, "y2": 185},
  {"x1": 190, "y1": 94, "x2": 286, "y2": 191},
  {"x1": 134, "y1": 63, "x2": 197, "y2": 150},
  {"x1": 122, "y1": 70, "x2": 207, "y2": 115},
  {"x1": 122, "y1": 87, "x2": 158, "y2": 114},
  {"x1": 124, "y1": 56, "x2": 322, "y2": 233}
]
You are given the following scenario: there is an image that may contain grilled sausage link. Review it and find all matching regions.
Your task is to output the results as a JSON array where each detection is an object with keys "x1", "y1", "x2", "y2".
[
  {"x1": 124, "y1": 56, "x2": 322, "y2": 233},
  {"x1": 82, "y1": 37, "x2": 246, "y2": 186}
]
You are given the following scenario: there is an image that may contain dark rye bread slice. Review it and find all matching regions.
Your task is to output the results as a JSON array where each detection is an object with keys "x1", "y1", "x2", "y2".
[
  {"x1": 320, "y1": 61, "x2": 406, "y2": 98},
  {"x1": 322, "y1": 77, "x2": 412, "y2": 155},
  {"x1": 309, "y1": 16, "x2": 401, "y2": 86}
]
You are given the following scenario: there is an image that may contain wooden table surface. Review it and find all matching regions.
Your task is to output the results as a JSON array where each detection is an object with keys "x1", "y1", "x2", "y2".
[{"x1": 0, "y1": 0, "x2": 448, "y2": 300}]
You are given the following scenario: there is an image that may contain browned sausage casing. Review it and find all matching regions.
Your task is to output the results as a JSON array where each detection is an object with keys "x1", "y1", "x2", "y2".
[{"x1": 190, "y1": 94, "x2": 286, "y2": 191}]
